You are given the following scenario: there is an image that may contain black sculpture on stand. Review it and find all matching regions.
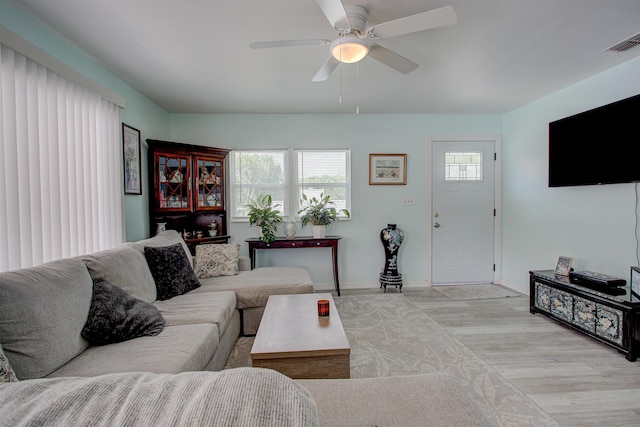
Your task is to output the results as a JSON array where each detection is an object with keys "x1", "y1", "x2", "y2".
[{"x1": 380, "y1": 224, "x2": 404, "y2": 292}]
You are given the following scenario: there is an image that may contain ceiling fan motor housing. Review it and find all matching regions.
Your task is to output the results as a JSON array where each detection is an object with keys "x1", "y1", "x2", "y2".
[{"x1": 342, "y1": 5, "x2": 369, "y2": 35}]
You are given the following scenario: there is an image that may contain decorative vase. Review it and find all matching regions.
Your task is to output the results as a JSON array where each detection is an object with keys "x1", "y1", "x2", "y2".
[
  {"x1": 312, "y1": 224, "x2": 326, "y2": 239},
  {"x1": 284, "y1": 218, "x2": 297, "y2": 238},
  {"x1": 379, "y1": 223, "x2": 404, "y2": 292},
  {"x1": 208, "y1": 230, "x2": 218, "y2": 237},
  {"x1": 156, "y1": 222, "x2": 167, "y2": 235}
]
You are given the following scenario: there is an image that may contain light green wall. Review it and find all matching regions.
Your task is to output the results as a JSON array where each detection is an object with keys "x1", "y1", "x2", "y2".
[
  {"x1": 502, "y1": 56, "x2": 640, "y2": 292},
  {"x1": 6, "y1": 0, "x2": 640, "y2": 290},
  {"x1": 1, "y1": 0, "x2": 170, "y2": 242},
  {"x1": 169, "y1": 114, "x2": 502, "y2": 287}
]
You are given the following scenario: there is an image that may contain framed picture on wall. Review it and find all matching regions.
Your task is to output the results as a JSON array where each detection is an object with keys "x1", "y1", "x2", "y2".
[
  {"x1": 554, "y1": 256, "x2": 573, "y2": 276},
  {"x1": 122, "y1": 123, "x2": 142, "y2": 195},
  {"x1": 369, "y1": 153, "x2": 407, "y2": 185},
  {"x1": 631, "y1": 266, "x2": 640, "y2": 299}
]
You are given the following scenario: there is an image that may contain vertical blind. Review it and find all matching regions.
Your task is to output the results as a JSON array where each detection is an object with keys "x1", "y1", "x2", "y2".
[{"x1": 0, "y1": 43, "x2": 124, "y2": 272}]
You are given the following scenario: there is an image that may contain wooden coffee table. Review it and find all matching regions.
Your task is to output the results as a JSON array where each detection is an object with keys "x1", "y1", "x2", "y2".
[{"x1": 250, "y1": 293, "x2": 350, "y2": 379}]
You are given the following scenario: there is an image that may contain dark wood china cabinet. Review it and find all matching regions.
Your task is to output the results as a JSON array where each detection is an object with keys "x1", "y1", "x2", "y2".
[{"x1": 147, "y1": 139, "x2": 230, "y2": 254}]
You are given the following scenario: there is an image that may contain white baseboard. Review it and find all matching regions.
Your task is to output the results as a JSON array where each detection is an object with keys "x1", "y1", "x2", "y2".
[
  {"x1": 314, "y1": 280, "x2": 429, "y2": 292},
  {"x1": 314, "y1": 279, "x2": 526, "y2": 294},
  {"x1": 497, "y1": 278, "x2": 529, "y2": 296}
]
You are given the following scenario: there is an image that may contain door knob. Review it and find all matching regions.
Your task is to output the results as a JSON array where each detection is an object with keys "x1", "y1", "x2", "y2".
[{"x1": 434, "y1": 223, "x2": 440, "y2": 228}]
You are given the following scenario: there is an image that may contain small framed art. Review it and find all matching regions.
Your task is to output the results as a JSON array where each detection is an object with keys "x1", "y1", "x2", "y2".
[
  {"x1": 369, "y1": 153, "x2": 407, "y2": 185},
  {"x1": 554, "y1": 256, "x2": 573, "y2": 276},
  {"x1": 122, "y1": 123, "x2": 142, "y2": 195},
  {"x1": 631, "y1": 266, "x2": 640, "y2": 299}
]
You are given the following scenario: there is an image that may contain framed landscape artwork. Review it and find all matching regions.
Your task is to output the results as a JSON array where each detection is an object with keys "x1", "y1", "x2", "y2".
[
  {"x1": 369, "y1": 153, "x2": 407, "y2": 185},
  {"x1": 122, "y1": 123, "x2": 142, "y2": 195}
]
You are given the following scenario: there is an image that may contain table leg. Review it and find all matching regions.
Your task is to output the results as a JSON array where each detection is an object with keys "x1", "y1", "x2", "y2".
[
  {"x1": 249, "y1": 246, "x2": 256, "y2": 270},
  {"x1": 331, "y1": 244, "x2": 341, "y2": 297}
]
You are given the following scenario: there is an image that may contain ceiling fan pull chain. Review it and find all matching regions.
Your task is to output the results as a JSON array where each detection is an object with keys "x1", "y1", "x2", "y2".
[
  {"x1": 356, "y1": 62, "x2": 360, "y2": 114},
  {"x1": 339, "y1": 63, "x2": 343, "y2": 104}
]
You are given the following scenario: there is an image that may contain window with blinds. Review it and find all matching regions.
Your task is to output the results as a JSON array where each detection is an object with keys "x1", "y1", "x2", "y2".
[
  {"x1": 230, "y1": 149, "x2": 351, "y2": 220},
  {"x1": 0, "y1": 42, "x2": 123, "y2": 272}
]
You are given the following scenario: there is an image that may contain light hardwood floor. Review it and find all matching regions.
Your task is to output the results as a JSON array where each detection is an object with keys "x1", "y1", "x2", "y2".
[{"x1": 339, "y1": 286, "x2": 640, "y2": 426}]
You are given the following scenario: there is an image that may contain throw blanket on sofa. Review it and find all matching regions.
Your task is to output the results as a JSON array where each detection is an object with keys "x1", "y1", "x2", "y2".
[{"x1": 0, "y1": 368, "x2": 318, "y2": 427}]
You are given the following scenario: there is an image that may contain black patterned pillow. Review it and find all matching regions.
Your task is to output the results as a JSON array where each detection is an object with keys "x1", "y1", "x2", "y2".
[
  {"x1": 144, "y1": 243, "x2": 201, "y2": 300},
  {"x1": 194, "y1": 243, "x2": 240, "y2": 278},
  {"x1": 0, "y1": 344, "x2": 18, "y2": 382},
  {"x1": 81, "y1": 278, "x2": 165, "y2": 345}
]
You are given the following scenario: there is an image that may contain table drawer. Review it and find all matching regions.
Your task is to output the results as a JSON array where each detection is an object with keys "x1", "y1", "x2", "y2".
[{"x1": 301, "y1": 239, "x2": 333, "y2": 248}]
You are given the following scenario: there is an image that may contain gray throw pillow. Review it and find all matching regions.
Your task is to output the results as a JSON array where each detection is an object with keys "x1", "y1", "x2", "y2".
[
  {"x1": 81, "y1": 278, "x2": 164, "y2": 345},
  {"x1": 0, "y1": 344, "x2": 18, "y2": 382},
  {"x1": 144, "y1": 243, "x2": 201, "y2": 300}
]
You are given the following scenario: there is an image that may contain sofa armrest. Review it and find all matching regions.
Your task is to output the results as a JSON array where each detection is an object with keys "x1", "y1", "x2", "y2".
[{"x1": 238, "y1": 256, "x2": 251, "y2": 271}]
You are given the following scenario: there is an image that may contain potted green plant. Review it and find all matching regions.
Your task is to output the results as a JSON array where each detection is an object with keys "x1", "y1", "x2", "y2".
[
  {"x1": 208, "y1": 220, "x2": 218, "y2": 237},
  {"x1": 247, "y1": 193, "x2": 283, "y2": 243},
  {"x1": 298, "y1": 193, "x2": 350, "y2": 238}
]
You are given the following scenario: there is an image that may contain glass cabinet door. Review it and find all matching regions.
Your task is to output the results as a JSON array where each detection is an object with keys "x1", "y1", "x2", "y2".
[
  {"x1": 157, "y1": 153, "x2": 191, "y2": 211},
  {"x1": 195, "y1": 155, "x2": 224, "y2": 211}
]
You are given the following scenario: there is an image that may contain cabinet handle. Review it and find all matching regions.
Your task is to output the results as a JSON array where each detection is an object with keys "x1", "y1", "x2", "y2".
[
  {"x1": 317, "y1": 242, "x2": 321, "y2": 246},
  {"x1": 292, "y1": 243, "x2": 296, "y2": 246}
]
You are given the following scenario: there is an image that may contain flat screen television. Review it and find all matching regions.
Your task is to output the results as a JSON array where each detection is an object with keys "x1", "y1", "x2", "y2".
[{"x1": 548, "y1": 93, "x2": 640, "y2": 187}]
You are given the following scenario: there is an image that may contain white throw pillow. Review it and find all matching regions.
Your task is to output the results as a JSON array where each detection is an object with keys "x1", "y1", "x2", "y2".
[
  {"x1": 194, "y1": 244, "x2": 240, "y2": 278},
  {"x1": 0, "y1": 344, "x2": 18, "y2": 382}
]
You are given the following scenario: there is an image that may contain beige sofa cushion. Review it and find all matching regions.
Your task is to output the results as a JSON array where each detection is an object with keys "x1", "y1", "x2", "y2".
[
  {"x1": 194, "y1": 267, "x2": 314, "y2": 309},
  {"x1": 134, "y1": 230, "x2": 193, "y2": 266},
  {"x1": 81, "y1": 244, "x2": 157, "y2": 302},
  {"x1": 153, "y1": 290, "x2": 236, "y2": 335},
  {"x1": 47, "y1": 324, "x2": 219, "y2": 378},
  {"x1": 0, "y1": 259, "x2": 93, "y2": 380}
]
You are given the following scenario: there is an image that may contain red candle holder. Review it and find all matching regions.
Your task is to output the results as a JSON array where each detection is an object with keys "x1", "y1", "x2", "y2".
[{"x1": 317, "y1": 299, "x2": 330, "y2": 317}]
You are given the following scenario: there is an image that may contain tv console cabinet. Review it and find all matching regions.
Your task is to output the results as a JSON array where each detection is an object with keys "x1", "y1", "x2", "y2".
[{"x1": 530, "y1": 270, "x2": 640, "y2": 361}]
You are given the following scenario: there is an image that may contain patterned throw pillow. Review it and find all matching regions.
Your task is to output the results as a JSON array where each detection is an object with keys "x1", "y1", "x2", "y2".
[
  {"x1": 144, "y1": 243, "x2": 201, "y2": 300},
  {"x1": 81, "y1": 278, "x2": 165, "y2": 345},
  {"x1": 194, "y1": 244, "x2": 240, "y2": 279},
  {"x1": 0, "y1": 344, "x2": 19, "y2": 382}
]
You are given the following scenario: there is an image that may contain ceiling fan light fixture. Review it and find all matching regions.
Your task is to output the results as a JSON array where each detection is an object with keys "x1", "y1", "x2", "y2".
[{"x1": 330, "y1": 35, "x2": 369, "y2": 63}]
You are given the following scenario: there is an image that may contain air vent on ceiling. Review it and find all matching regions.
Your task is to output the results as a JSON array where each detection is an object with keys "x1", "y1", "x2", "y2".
[{"x1": 605, "y1": 31, "x2": 640, "y2": 52}]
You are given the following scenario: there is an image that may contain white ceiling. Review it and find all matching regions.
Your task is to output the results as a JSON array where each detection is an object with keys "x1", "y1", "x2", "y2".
[{"x1": 12, "y1": 0, "x2": 640, "y2": 114}]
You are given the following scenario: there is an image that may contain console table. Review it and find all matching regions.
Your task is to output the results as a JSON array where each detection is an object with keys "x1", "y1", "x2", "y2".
[
  {"x1": 246, "y1": 236, "x2": 342, "y2": 296},
  {"x1": 530, "y1": 270, "x2": 640, "y2": 361}
]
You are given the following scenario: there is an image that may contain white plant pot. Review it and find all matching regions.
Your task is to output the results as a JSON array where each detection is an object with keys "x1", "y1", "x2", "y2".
[{"x1": 312, "y1": 224, "x2": 326, "y2": 239}]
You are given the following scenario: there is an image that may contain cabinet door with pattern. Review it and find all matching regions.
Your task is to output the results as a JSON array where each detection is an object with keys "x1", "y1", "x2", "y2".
[
  {"x1": 155, "y1": 152, "x2": 192, "y2": 212},
  {"x1": 194, "y1": 155, "x2": 224, "y2": 211}
]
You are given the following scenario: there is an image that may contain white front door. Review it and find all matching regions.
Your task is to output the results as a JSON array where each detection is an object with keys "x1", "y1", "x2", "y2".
[{"x1": 431, "y1": 140, "x2": 495, "y2": 285}]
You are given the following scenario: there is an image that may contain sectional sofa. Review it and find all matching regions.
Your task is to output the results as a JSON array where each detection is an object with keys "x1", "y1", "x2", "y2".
[
  {"x1": 0, "y1": 230, "x2": 314, "y2": 379},
  {"x1": 0, "y1": 230, "x2": 490, "y2": 426}
]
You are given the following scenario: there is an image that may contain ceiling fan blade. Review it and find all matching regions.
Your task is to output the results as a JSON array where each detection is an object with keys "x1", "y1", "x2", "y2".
[
  {"x1": 250, "y1": 39, "x2": 330, "y2": 49},
  {"x1": 315, "y1": 0, "x2": 351, "y2": 31},
  {"x1": 368, "y1": 6, "x2": 457, "y2": 39},
  {"x1": 312, "y1": 56, "x2": 340, "y2": 82},
  {"x1": 367, "y1": 45, "x2": 418, "y2": 74}
]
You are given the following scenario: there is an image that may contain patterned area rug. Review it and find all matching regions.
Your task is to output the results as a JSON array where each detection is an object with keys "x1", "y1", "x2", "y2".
[
  {"x1": 225, "y1": 294, "x2": 558, "y2": 426},
  {"x1": 434, "y1": 283, "x2": 522, "y2": 300}
]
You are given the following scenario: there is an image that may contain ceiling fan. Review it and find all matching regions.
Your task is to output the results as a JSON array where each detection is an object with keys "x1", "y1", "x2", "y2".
[{"x1": 249, "y1": 0, "x2": 457, "y2": 82}]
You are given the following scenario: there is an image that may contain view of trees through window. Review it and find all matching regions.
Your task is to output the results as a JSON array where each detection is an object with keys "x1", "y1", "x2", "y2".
[{"x1": 231, "y1": 149, "x2": 350, "y2": 220}]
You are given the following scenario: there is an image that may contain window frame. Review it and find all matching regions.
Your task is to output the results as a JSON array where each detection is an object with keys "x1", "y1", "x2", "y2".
[{"x1": 230, "y1": 148, "x2": 351, "y2": 222}]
